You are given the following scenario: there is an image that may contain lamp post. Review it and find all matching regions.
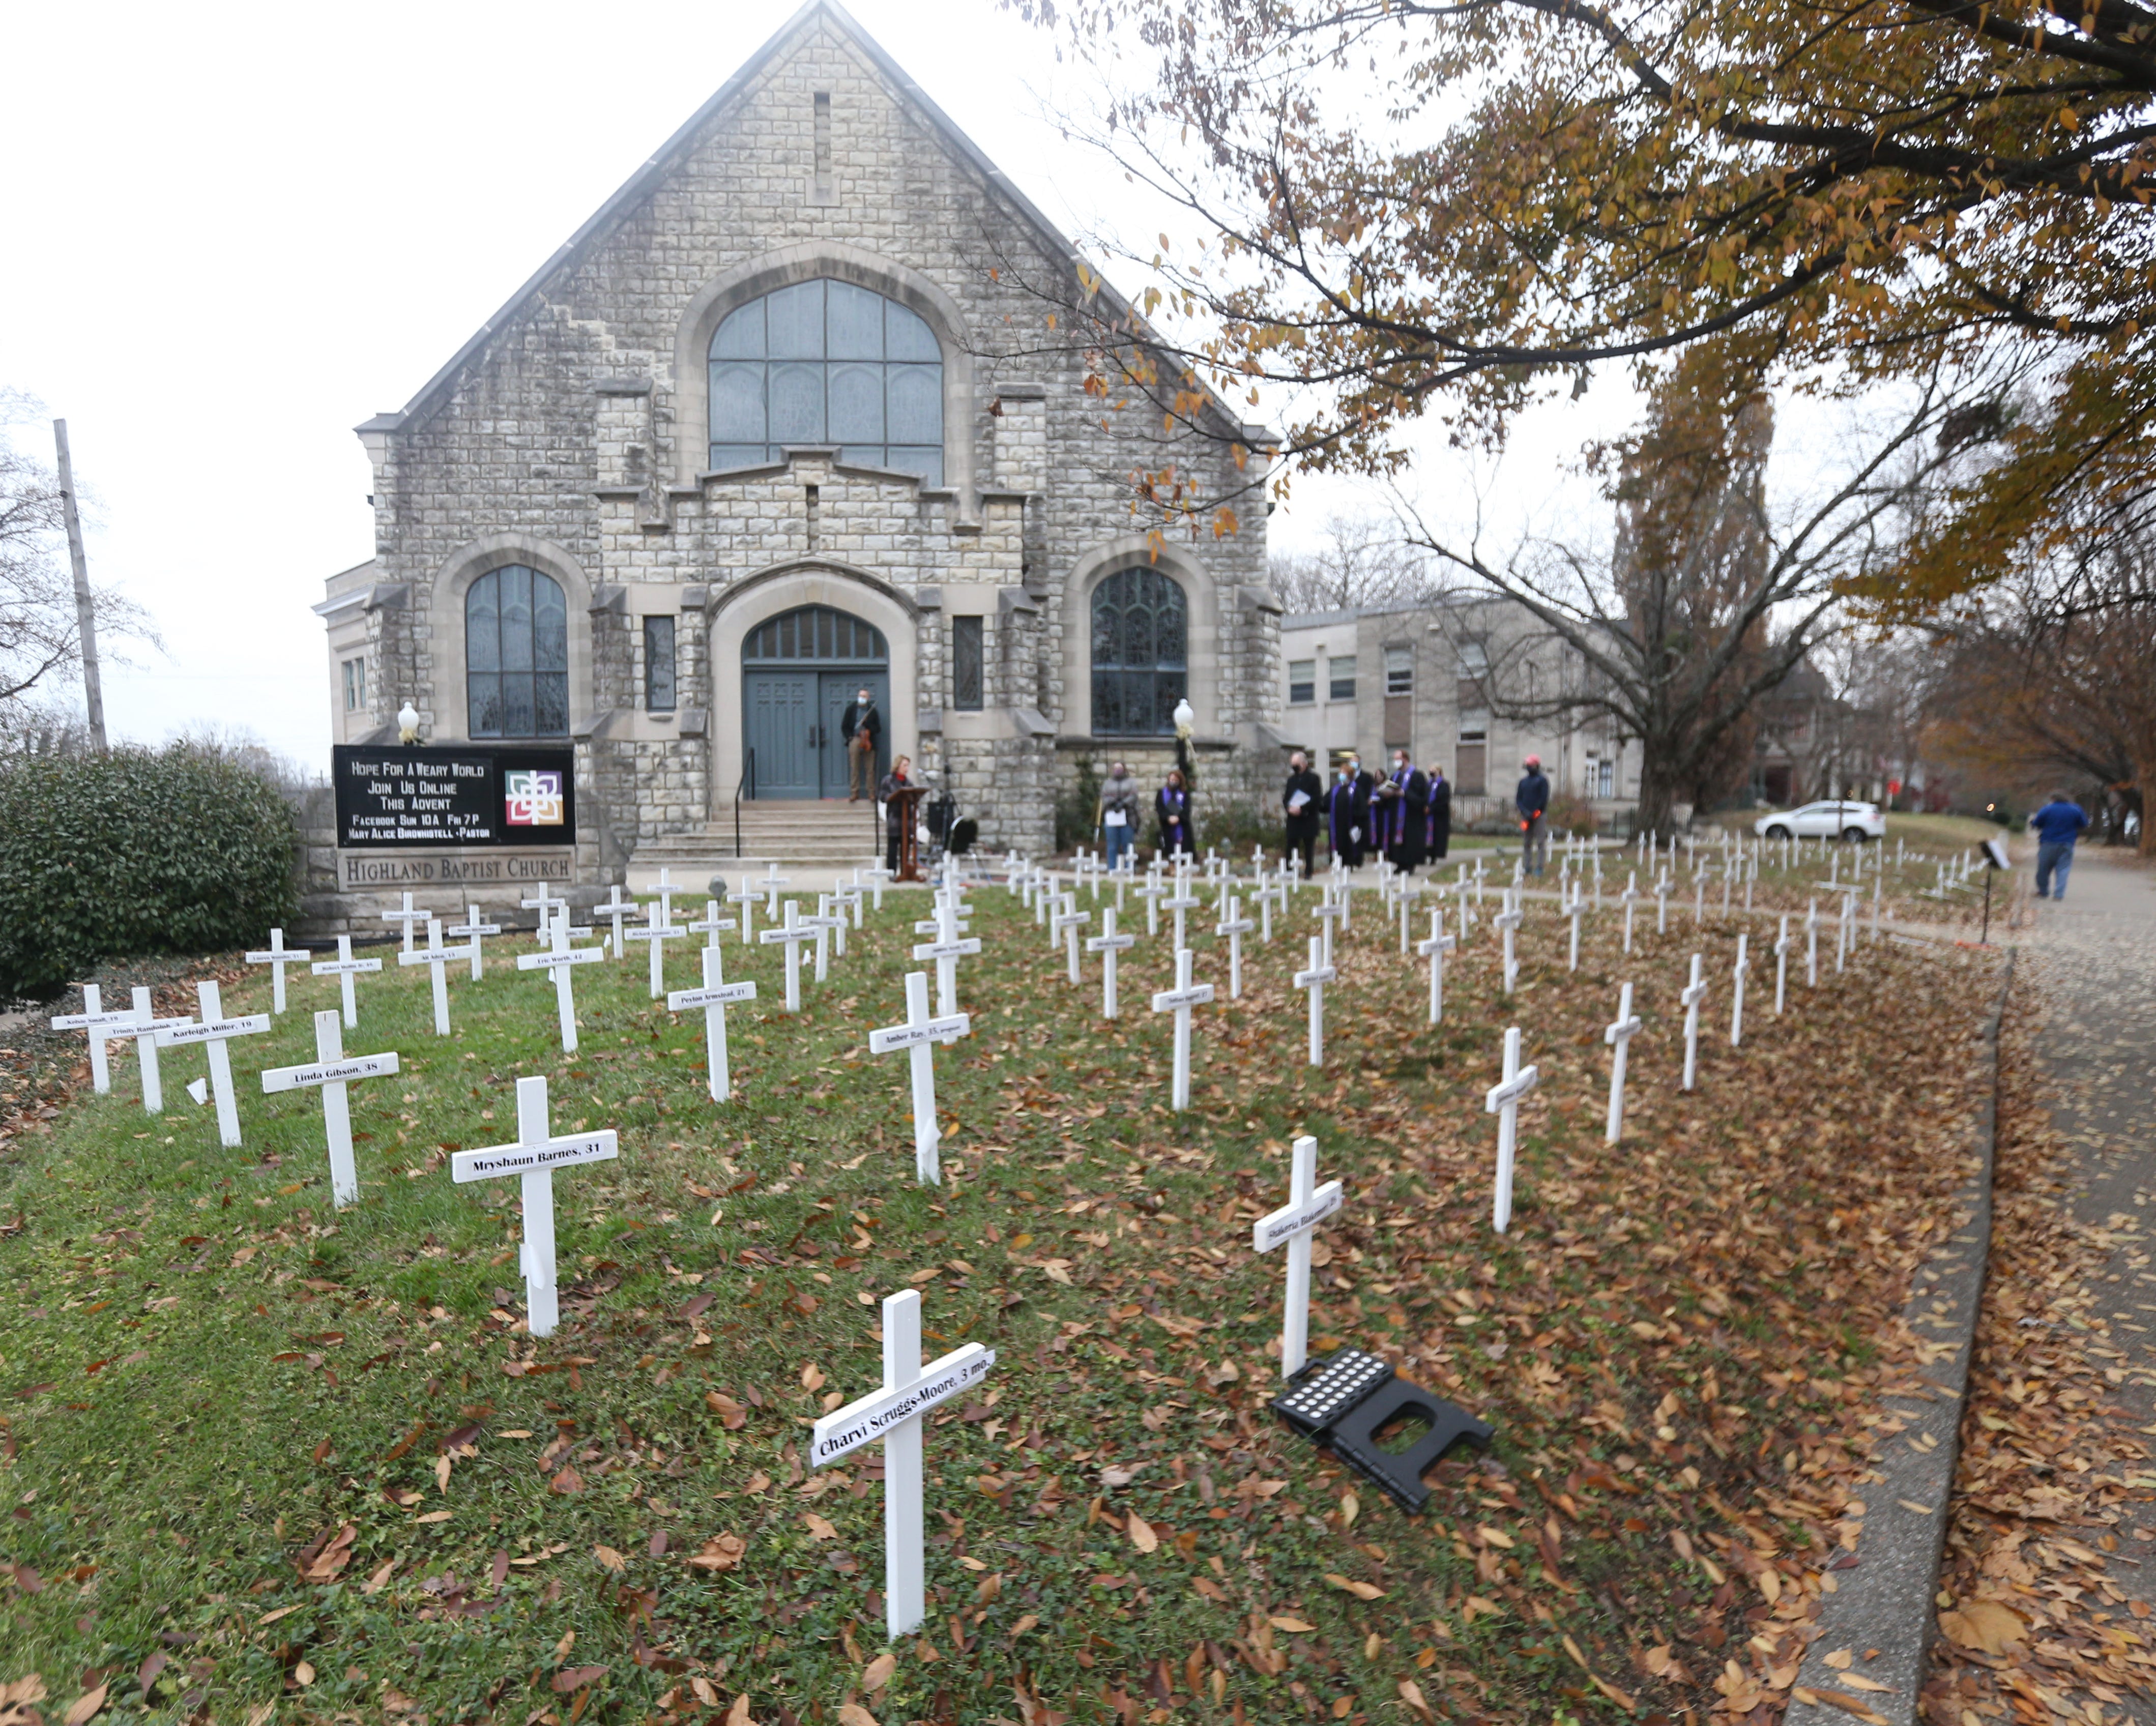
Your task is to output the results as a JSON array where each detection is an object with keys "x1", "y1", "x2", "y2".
[{"x1": 1172, "y1": 695, "x2": 1195, "y2": 789}]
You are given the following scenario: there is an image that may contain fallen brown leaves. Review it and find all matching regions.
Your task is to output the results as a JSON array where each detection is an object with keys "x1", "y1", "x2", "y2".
[{"x1": 1925, "y1": 988, "x2": 2156, "y2": 1724}]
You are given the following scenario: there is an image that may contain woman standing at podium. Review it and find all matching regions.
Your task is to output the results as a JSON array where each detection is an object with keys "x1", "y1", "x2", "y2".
[{"x1": 878, "y1": 755, "x2": 914, "y2": 875}]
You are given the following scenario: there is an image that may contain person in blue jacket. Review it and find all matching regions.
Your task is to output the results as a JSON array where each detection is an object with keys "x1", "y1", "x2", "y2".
[
  {"x1": 2030, "y1": 790, "x2": 2090, "y2": 901},
  {"x1": 1515, "y1": 754, "x2": 1552, "y2": 877}
]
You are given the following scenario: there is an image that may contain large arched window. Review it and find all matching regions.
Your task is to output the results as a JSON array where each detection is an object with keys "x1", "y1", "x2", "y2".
[
  {"x1": 1090, "y1": 566, "x2": 1188, "y2": 736},
  {"x1": 708, "y1": 280, "x2": 943, "y2": 483},
  {"x1": 466, "y1": 565, "x2": 569, "y2": 738}
]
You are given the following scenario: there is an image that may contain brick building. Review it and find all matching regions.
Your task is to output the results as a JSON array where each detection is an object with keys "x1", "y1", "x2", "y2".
[{"x1": 316, "y1": 0, "x2": 1279, "y2": 895}]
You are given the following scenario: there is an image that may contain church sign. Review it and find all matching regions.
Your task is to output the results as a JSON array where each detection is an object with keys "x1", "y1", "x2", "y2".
[{"x1": 333, "y1": 746, "x2": 576, "y2": 890}]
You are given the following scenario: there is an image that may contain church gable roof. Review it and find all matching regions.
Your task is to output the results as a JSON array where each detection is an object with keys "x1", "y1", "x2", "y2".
[{"x1": 364, "y1": 0, "x2": 1095, "y2": 437}]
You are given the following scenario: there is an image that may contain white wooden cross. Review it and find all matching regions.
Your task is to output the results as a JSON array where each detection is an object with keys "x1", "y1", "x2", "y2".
[
  {"x1": 811, "y1": 1289, "x2": 995, "y2": 1641},
  {"x1": 1164, "y1": 884, "x2": 1201, "y2": 952},
  {"x1": 1418, "y1": 907, "x2": 1455, "y2": 1024},
  {"x1": 1255, "y1": 877, "x2": 1285, "y2": 945},
  {"x1": 49, "y1": 984, "x2": 142, "y2": 1096},
  {"x1": 667, "y1": 944, "x2": 757, "y2": 1103},
  {"x1": 1604, "y1": 983, "x2": 1642, "y2": 1144},
  {"x1": 1217, "y1": 894, "x2": 1253, "y2": 999},
  {"x1": 1135, "y1": 871, "x2": 1168, "y2": 938},
  {"x1": 649, "y1": 867, "x2": 687, "y2": 929},
  {"x1": 380, "y1": 889, "x2": 429, "y2": 954},
  {"x1": 244, "y1": 928, "x2": 313, "y2": 1012},
  {"x1": 1693, "y1": 874, "x2": 1706, "y2": 927},
  {"x1": 1679, "y1": 953, "x2": 1709, "y2": 1091},
  {"x1": 124, "y1": 986, "x2": 189, "y2": 1114},
  {"x1": 446, "y1": 905, "x2": 500, "y2": 980},
  {"x1": 757, "y1": 861, "x2": 791, "y2": 917},
  {"x1": 1730, "y1": 933, "x2": 1751, "y2": 1045},
  {"x1": 156, "y1": 981, "x2": 271, "y2": 1148},
  {"x1": 261, "y1": 1010, "x2": 401, "y2": 1207},
  {"x1": 725, "y1": 879, "x2": 761, "y2": 946},
  {"x1": 1396, "y1": 880, "x2": 1420, "y2": 957},
  {"x1": 310, "y1": 934, "x2": 383, "y2": 1029},
  {"x1": 1484, "y1": 1026, "x2": 1540, "y2": 1233},
  {"x1": 1654, "y1": 873, "x2": 1671, "y2": 934},
  {"x1": 1805, "y1": 897, "x2": 1820, "y2": 987},
  {"x1": 451, "y1": 1075, "x2": 616, "y2": 1338},
  {"x1": 596, "y1": 883, "x2": 637, "y2": 958},
  {"x1": 520, "y1": 884, "x2": 566, "y2": 939},
  {"x1": 805, "y1": 894, "x2": 847, "y2": 980},
  {"x1": 396, "y1": 916, "x2": 461, "y2": 1034},
  {"x1": 515, "y1": 915, "x2": 604, "y2": 1052},
  {"x1": 869, "y1": 971, "x2": 970, "y2": 1184},
  {"x1": 623, "y1": 900, "x2": 686, "y2": 1001},
  {"x1": 910, "y1": 894, "x2": 980, "y2": 1020},
  {"x1": 1566, "y1": 882, "x2": 1585, "y2": 972},
  {"x1": 1835, "y1": 887, "x2": 1854, "y2": 974},
  {"x1": 1150, "y1": 947, "x2": 1214, "y2": 1112},
  {"x1": 1086, "y1": 906, "x2": 1134, "y2": 1017},
  {"x1": 1773, "y1": 913, "x2": 1792, "y2": 1015},
  {"x1": 1312, "y1": 891, "x2": 1345, "y2": 966},
  {"x1": 1052, "y1": 893, "x2": 1090, "y2": 986},
  {"x1": 757, "y1": 900, "x2": 818, "y2": 1014},
  {"x1": 1293, "y1": 935, "x2": 1336, "y2": 1068},
  {"x1": 1252, "y1": 1134, "x2": 1343, "y2": 1379},
  {"x1": 688, "y1": 898, "x2": 736, "y2": 950},
  {"x1": 1494, "y1": 889, "x2": 1524, "y2": 995}
]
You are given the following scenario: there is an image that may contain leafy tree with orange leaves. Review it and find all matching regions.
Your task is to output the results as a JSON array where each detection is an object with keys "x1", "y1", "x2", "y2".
[{"x1": 1009, "y1": 0, "x2": 2156, "y2": 611}]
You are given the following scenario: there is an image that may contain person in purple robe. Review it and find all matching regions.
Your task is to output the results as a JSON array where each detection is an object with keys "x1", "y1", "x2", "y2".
[
  {"x1": 1424, "y1": 763, "x2": 1452, "y2": 861},
  {"x1": 1375, "y1": 749, "x2": 1430, "y2": 871},
  {"x1": 1155, "y1": 769, "x2": 1197, "y2": 858},
  {"x1": 1325, "y1": 756, "x2": 1374, "y2": 868}
]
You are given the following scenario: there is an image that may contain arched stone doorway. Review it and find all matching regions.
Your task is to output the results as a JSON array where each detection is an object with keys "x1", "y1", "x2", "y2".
[{"x1": 740, "y1": 603, "x2": 891, "y2": 799}]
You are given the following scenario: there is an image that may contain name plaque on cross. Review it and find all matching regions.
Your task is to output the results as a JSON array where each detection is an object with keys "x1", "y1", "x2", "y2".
[{"x1": 809, "y1": 1339, "x2": 997, "y2": 1466}]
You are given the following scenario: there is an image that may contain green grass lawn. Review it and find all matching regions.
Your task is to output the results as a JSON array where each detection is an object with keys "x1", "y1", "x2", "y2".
[{"x1": 0, "y1": 879, "x2": 1998, "y2": 1726}]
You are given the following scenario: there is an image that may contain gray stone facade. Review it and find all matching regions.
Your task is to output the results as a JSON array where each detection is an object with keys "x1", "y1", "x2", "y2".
[{"x1": 317, "y1": 0, "x2": 1280, "y2": 892}]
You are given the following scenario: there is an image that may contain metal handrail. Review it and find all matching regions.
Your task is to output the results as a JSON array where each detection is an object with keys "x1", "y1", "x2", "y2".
[{"x1": 734, "y1": 748, "x2": 755, "y2": 859}]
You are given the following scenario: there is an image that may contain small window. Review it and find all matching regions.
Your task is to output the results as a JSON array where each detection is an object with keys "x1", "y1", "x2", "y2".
[
  {"x1": 1384, "y1": 646, "x2": 1413, "y2": 696},
  {"x1": 952, "y1": 615, "x2": 984, "y2": 711},
  {"x1": 644, "y1": 616, "x2": 677, "y2": 712},
  {"x1": 1288, "y1": 659, "x2": 1315, "y2": 705},
  {"x1": 1328, "y1": 655, "x2": 1357, "y2": 702},
  {"x1": 1458, "y1": 641, "x2": 1490, "y2": 676},
  {"x1": 341, "y1": 656, "x2": 365, "y2": 714},
  {"x1": 1598, "y1": 758, "x2": 1615, "y2": 799}
]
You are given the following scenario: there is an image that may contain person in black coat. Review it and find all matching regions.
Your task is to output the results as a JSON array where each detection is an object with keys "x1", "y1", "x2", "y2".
[
  {"x1": 1156, "y1": 769, "x2": 1197, "y2": 858},
  {"x1": 1423, "y1": 763, "x2": 1452, "y2": 861},
  {"x1": 1325, "y1": 757, "x2": 1374, "y2": 868},
  {"x1": 1282, "y1": 751, "x2": 1323, "y2": 878},
  {"x1": 1375, "y1": 749, "x2": 1429, "y2": 872}
]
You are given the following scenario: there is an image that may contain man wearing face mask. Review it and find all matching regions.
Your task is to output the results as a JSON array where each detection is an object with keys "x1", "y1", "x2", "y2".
[
  {"x1": 1374, "y1": 748, "x2": 1430, "y2": 873},
  {"x1": 1282, "y1": 750, "x2": 1323, "y2": 879},
  {"x1": 1325, "y1": 754, "x2": 1374, "y2": 869}
]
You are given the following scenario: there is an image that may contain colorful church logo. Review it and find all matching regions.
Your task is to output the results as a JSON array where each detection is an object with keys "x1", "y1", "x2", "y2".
[{"x1": 505, "y1": 769, "x2": 566, "y2": 827}]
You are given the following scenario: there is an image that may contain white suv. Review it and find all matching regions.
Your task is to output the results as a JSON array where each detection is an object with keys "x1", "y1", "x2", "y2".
[{"x1": 1754, "y1": 800, "x2": 1886, "y2": 843}]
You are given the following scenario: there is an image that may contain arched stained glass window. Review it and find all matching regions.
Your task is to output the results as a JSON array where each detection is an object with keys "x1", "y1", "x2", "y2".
[
  {"x1": 1090, "y1": 566, "x2": 1188, "y2": 736},
  {"x1": 709, "y1": 280, "x2": 944, "y2": 484},
  {"x1": 466, "y1": 565, "x2": 569, "y2": 738}
]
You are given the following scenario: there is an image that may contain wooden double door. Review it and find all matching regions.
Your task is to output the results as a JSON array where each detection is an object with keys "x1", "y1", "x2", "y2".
[{"x1": 743, "y1": 667, "x2": 890, "y2": 799}]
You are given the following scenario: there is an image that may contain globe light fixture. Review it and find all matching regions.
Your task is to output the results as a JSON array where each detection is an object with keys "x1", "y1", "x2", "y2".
[{"x1": 1172, "y1": 696, "x2": 1195, "y2": 739}]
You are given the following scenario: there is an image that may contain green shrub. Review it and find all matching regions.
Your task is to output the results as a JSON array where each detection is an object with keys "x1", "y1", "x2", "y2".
[
  {"x1": 1055, "y1": 756, "x2": 1104, "y2": 854},
  {"x1": 0, "y1": 743, "x2": 299, "y2": 1001}
]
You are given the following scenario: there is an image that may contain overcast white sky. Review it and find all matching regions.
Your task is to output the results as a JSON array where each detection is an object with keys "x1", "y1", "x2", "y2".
[{"x1": 1, "y1": 0, "x2": 1634, "y2": 772}]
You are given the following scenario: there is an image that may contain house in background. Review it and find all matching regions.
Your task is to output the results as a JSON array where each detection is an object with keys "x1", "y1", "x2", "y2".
[{"x1": 1277, "y1": 596, "x2": 1643, "y2": 828}]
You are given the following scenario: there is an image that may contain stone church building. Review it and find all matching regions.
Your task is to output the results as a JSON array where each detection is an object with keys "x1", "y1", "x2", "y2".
[{"x1": 317, "y1": 0, "x2": 1281, "y2": 884}]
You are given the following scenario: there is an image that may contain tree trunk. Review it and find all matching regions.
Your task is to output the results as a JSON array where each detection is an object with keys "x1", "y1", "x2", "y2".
[{"x1": 1636, "y1": 749, "x2": 1684, "y2": 838}]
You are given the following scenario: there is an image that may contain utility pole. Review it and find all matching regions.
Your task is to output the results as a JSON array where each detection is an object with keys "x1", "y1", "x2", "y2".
[{"x1": 52, "y1": 419, "x2": 107, "y2": 752}]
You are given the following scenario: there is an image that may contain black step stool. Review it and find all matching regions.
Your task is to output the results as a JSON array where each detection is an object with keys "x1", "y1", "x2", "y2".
[{"x1": 1272, "y1": 1348, "x2": 1493, "y2": 1513}]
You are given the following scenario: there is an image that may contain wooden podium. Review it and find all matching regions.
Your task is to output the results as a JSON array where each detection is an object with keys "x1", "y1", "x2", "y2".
[{"x1": 889, "y1": 784, "x2": 928, "y2": 883}]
